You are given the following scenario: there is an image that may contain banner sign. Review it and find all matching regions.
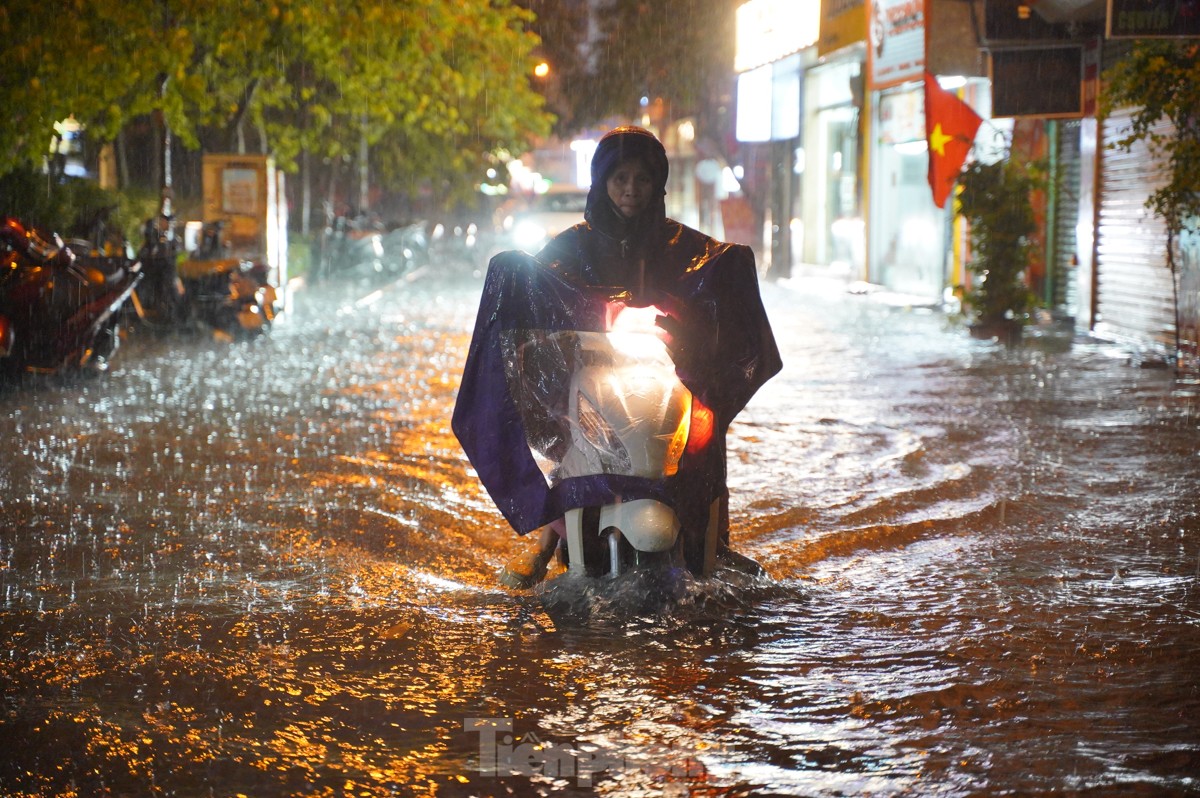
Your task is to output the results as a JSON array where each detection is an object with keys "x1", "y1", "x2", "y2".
[
  {"x1": 1107, "y1": 0, "x2": 1200, "y2": 38},
  {"x1": 868, "y1": 0, "x2": 926, "y2": 89},
  {"x1": 820, "y1": 0, "x2": 867, "y2": 56}
]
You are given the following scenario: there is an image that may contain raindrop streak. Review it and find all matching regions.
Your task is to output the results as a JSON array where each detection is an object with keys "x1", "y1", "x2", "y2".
[{"x1": 0, "y1": 272, "x2": 1197, "y2": 796}]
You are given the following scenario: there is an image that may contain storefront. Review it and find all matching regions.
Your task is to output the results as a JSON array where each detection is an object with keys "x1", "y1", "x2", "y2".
[
  {"x1": 866, "y1": 0, "x2": 932, "y2": 298},
  {"x1": 864, "y1": 0, "x2": 985, "y2": 300},
  {"x1": 732, "y1": 0, "x2": 820, "y2": 278},
  {"x1": 798, "y1": 0, "x2": 867, "y2": 276}
]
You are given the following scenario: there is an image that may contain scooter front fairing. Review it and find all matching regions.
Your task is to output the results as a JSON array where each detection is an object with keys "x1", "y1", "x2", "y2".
[{"x1": 504, "y1": 299, "x2": 711, "y2": 573}]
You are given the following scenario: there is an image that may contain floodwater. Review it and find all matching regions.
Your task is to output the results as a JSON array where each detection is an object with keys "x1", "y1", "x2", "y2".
[{"x1": 1, "y1": 266, "x2": 1197, "y2": 797}]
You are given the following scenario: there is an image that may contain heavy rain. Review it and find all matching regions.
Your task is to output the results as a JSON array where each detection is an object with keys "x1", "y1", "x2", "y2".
[
  {"x1": 1, "y1": 267, "x2": 1197, "y2": 796},
  {"x1": 3, "y1": 0, "x2": 1200, "y2": 795}
]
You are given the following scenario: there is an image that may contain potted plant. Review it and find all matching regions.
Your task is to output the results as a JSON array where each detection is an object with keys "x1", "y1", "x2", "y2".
[{"x1": 954, "y1": 156, "x2": 1045, "y2": 342}]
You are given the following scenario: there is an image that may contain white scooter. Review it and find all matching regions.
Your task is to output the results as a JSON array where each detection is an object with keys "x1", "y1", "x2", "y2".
[{"x1": 509, "y1": 301, "x2": 721, "y2": 579}]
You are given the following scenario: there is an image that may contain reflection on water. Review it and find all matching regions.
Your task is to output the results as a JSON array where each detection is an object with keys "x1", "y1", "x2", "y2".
[{"x1": 1, "y1": 273, "x2": 1198, "y2": 796}]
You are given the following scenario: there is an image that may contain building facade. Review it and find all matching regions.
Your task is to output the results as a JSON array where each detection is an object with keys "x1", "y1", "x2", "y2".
[{"x1": 731, "y1": 0, "x2": 1196, "y2": 363}]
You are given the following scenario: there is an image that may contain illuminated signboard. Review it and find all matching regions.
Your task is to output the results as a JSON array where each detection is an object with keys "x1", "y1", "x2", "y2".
[
  {"x1": 819, "y1": 0, "x2": 867, "y2": 57},
  {"x1": 868, "y1": 0, "x2": 926, "y2": 89},
  {"x1": 736, "y1": 55, "x2": 804, "y2": 142},
  {"x1": 735, "y1": 0, "x2": 821, "y2": 72}
]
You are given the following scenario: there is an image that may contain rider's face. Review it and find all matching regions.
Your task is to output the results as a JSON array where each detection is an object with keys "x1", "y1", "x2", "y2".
[{"x1": 606, "y1": 159, "x2": 654, "y2": 218}]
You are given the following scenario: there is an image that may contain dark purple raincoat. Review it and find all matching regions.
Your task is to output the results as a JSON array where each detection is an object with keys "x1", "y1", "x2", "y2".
[{"x1": 452, "y1": 127, "x2": 781, "y2": 571}]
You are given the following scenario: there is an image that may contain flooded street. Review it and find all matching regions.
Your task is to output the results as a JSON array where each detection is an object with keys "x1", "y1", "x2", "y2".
[{"x1": 1, "y1": 267, "x2": 1198, "y2": 797}]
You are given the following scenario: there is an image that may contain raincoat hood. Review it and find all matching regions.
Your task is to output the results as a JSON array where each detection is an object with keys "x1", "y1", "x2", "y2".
[{"x1": 584, "y1": 126, "x2": 669, "y2": 243}]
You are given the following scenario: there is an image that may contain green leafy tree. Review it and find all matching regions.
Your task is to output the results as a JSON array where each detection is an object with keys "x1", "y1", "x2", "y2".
[
  {"x1": 587, "y1": 0, "x2": 736, "y2": 123},
  {"x1": 1100, "y1": 40, "x2": 1200, "y2": 241},
  {"x1": 519, "y1": 0, "x2": 738, "y2": 133},
  {"x1": 354, "y1": 1, "x2": 552, "y2": 205},
  {"x1": 0, "y1": 0, "x2": 551, "y2": 210}
]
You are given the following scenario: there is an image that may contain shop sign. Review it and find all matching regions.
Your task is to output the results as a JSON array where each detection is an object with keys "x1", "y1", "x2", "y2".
[
  {"x1": 868, "y1": 0, "x2": 926, "y2": 90},
  {"x1": 735, "y1": 0, "x2": 820, "y2": 72},
  {"x1": 1107, "y1": 0, "x2": 1200, "y2": 37},
  {"x1": 819, "y1": 0, "x2": 867, "y2": 57},
  {"x1": 736, "y1": 55, "x2": 804, "y2": 142}
]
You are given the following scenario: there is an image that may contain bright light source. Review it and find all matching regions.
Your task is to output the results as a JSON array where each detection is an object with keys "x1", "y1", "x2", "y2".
[
  {"x1": 534, "y1": 61, "x2": 550, "y2": 78},
  {"x1": 736, "y1": 66, "x2": 772, "y2": 142},
  {"x1": 735, "y1": 0, "x2": 820, "y2": 72},
  {"x1": 894, "y1": 140, "x2": 929, "y2": 155},
  {"x1": 607, "y1": 304, "x2": 670, "y2": 359},
  {"x1": 571, "y1": 138, "x2": 598, "y2": 188},
  {"x1": 722, "y1": 167, "x2": 742, "y2": 193},
  {"x1": 610, "y1": 304, "x2": 663, "y2": 335},
  {"x1": 513, "y1": 220, "x2": 548, "y2": 250},
  {"x1": 184, "y1": 220, "x2": 204, "y2": 252}
]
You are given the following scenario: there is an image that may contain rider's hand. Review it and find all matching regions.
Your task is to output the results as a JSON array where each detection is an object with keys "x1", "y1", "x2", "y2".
[
  {"x1": 654, "y1": 312, "x2": 684, "y2": 359},
  {"x1": 655, "y1": 310, "x2": 710, "y2": 383}
]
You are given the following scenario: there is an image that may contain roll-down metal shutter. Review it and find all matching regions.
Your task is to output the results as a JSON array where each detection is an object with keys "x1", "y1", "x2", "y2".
[
  {"x1": 1094, "y1": 112, "x2": 1176, "y2": 353},
  {"x1": 1053, "y1": 120, "x2": 1081, "y2": 316}
]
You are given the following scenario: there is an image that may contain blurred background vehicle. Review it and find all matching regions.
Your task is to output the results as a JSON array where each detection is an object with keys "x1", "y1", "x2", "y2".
[{"x1": 496, "y1": 186, "x2": 588, "y2": 255}]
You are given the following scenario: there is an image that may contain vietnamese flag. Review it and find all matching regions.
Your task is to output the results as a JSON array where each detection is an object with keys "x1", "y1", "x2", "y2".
[{"x1": 924, "y1": 72, "x2": 983, "y2": 209}]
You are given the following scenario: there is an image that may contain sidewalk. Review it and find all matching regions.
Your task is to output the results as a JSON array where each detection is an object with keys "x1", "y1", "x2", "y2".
[
  {"x1": 776, "y1": 261, "x2": 945, "y2": 310},
  {"x1": 771, "y1": 260, "x2": 1091, "y2": 352}
]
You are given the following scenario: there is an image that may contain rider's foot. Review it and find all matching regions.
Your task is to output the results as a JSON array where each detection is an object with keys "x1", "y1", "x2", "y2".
[
  {"x1": 499, "y1": 527, "x2": 559, "y2": 589},
  {"x1": 716, "y1": 547, "x2": 766, "y2": 578}
]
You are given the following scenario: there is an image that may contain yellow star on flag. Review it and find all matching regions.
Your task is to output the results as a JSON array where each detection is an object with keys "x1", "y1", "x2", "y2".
[{"x1": 930, "y1": 123, "x2": 952, "y2": 157}]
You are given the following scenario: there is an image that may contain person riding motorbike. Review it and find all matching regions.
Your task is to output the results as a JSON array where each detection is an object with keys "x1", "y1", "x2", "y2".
[{"x1": 471, "y1": 125, "x2": 782, "y2": 588}]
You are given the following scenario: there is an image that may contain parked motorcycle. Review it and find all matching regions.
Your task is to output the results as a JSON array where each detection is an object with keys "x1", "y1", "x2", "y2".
[
  {"x1": 176, "y1": 221, "x2": 276, "y2": 338},
  {"x1": 428, "y1": 219, "x2": 484, "y2": 277},
  {"x1": 0, "y1": 216, "x2": 142, "y2": 379},
  {"x1": 131, "y1": 211, "x2": 184, "y2": 328},
  {"x1": 380, "y1": 221, "x2": 430, "y2": 277},
  {"x1": 135, "y1": 218, "x2": 275, "y2": 339}
]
